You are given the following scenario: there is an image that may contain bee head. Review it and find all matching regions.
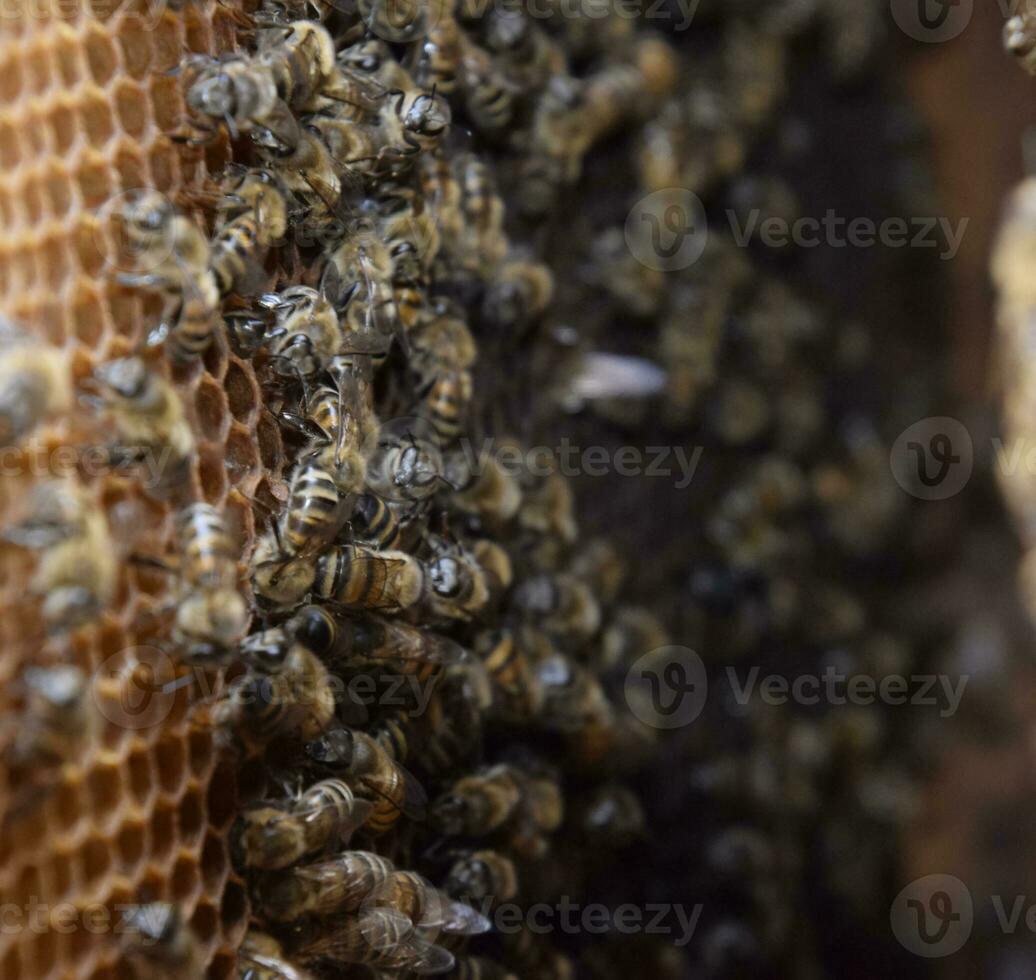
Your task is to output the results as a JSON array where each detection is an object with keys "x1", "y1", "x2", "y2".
[
  {"x1": 287, "y1": 606, "x2": 334, "y2": 656},
  {"x1": 239, "y1": 628, "x2": 292, "y2": 674},
  {"x1": 430, "y1": 792, "x2": 470, "y2": 836},
  {"x1": 189, "y1": 72, "x2": 238, "y2": 120},
  {"x1": 23, "y1": 665, "x2": 86, "y2": 710},
  {"x1": 404, "y1": 91, "x2": 450, "y2": 139},
  {"x1": 429, "y1": 555, "x2": 462, "y2": 598},
  {"x1": 305, "y1": 727, "x2": 355, "y2": 768},
  {"x1": 94, "y1": 357, "x2": 149, "y2": 400}
]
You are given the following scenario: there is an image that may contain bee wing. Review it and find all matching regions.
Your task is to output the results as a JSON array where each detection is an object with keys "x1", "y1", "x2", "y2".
[
  {"x1": 360, "y1": 759, "x2": 428, "y2": 822},
  {"x1": 399, "y1": 934, "x2": 456, "y2": 976},
  {"x1": 297, "y1": 793, "x2": 375, "y2": 845},
  {"x1": 417, "y1": 890, "x2": 492, "y2": 935},
  {"x1": 361, "y1": 619, "x2": 470, "y2": 668},
  {"x1": 240, "y1": 947, "x2": 315, "y2": 980},
  {"x1": 566, "y1": 351, "x2": 667, "y2": 401}
]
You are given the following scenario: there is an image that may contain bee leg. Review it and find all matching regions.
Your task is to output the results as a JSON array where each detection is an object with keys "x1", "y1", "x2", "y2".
[
  {"x1": 117, "y1": 271, "x2": 173, "y2": 291},
  {"x1": 43, "y1": 586, "x2": 100, "y2": 633},
  {"x1": 145, "y1": 321, "x2": 172, "y2": 349},
  {"x1": 127, "y1": 553, "x2": 176, "y2": 575},
  {"x1": 278, "y1": 410, "x2": 330, "y2": 443}
]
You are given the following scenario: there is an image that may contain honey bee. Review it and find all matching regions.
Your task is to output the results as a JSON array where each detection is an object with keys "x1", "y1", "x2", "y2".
[
  {"x1": 514, "y1": 75, "x2": 586, "y2": 216},
  {"x1": 350, "y1": 491, "x2": 404, "y2": 548},
  {"x1": 118, "y1": 192, "x2": 219, "y2": 363},
  {"x1": 380, "y1": 86, "x2": 453, "y2": 164},
  {"x1": 287, "y1": 603, "x2": 470, "y2": 679},
  {"x1": 499, "y1": 927, "x2": 574, "y2": 980},
  {"x1": 255, "y1": 19, "x2": 338, "y2": 109},
  {"x1": 580, "y1": 40, "x2": 677, "y2": 137},
  {"x1": 286, "y1": 444, "x2": 365, "y2": 550},
  {"x1": 364, "y1": 422, "x2": 445, "y2": 507},
  {"x1": 406, "y1": 311, "x2": 477, "y2": 444},
  {"x1": 377, "y1": 192, "x2": 442, "y2": 283},
  {"x1": 475, "y1": 629, "x2": 542, "y2": 723},
  {"x1": 600, "y1": 605, "x2": 668, "y2": 671},
  {"x1": 450, "y1": 152, "x2": 507, "y2": 276},
  {"x1": 4, "y1": 479, "x2": 116, "y2": 631},
  {"x1": 120, "y1": 903, "x2": 201, "y2": 977},
  {"x1": 280, "y1": 371, "x2": 379, "y2": 451},
  {"x1": 453, "y1": 956, "x2": 519, "y2": 980},
  {"x1": 305, "y1": 727, "x2": 428, "y2": 833},
  {"x1": 225, "y1": 628, "x2": 336, "y2": 742},
  {"x1": 506, "y1": 761, "x2": 563, "y2": 858},
  {"x1": 355, "y1": 0, "x2": 435, "y2": 43},
  {"x1": 338, "y1": 37, "x2": 414, "y2": 91},
  {"x1": 254, "y1": 850, "x2": 395, "y2": 921},
  {"x1": 459, "y1": 35, "x2": 518, "y2": 135},
  {"x1": 444, "y1": 450, "x2": 523, "y2": 525},
  {"x1": 534, "y1": 648, "x2": 614, "y2": 730},
  {"x1": 512, "y1": 572, "x2": 601, "y2": 642},
  {"x1": 430, "y1": 763, "x2": 524, "y2": 837},
  {"x1": 89, "y1": 356, "x2": 195, "y2": 496},
  {"x1": 8, "y1": 665, "x2": 95, "y2": 768},
  {"x1": 516, "y1": 470, "x2": 577, "y2": 547},
  {"x1": 579, "y1": 784, "x2": 645, "y2": 846},
  {"x1": 322, "y1": 226, "x2": 399, "y2": 335},
  {"x1": 371, "y1": 870, "x2": 492, "y2": 935},
  {"x1": 0, "y1": 323, "x2": 70, "y2": 446},
  {"x1": 569, "y1": 537, "x2": 625, "y2": 606},
  {"x1": 173, "y1": 503, "x2": 249, "y2": 664},
  {"x1": 406, "y1": 14, "x2": 463, "y2": 95},
  {"x1": 589, "y1": 227, "x2": 665, "y2": 317},
  {"x1": 256, "y1": 128, "x2": 344, "y2": 231},
  {"x1": 239, "y1": 930, "x2": 318, "y2": 980},
  {"x1": 183, "y1": 55, "x2": 296, "y2": 143},
  {"x1": 309, "y1": 543, "x2": 426, "y2": 611},
  {"x1": 1006, "y1": 11, "x2": 1036, "y2": 74},
  {"x1": 252, "y1": 530, "x2": 422, "y2": 609},
  {"x1": 481, "y1": 9, "x2": 566, "y2": 94},
  {"x1": 291, "y1": 907, "x2": 455, "y2": 973},
  {"x1": 423, "y1": 534, "x2": 491, "y2": 621},
  {"x1": 210, "y1": 167, "x2": 289, "y2": 297},
  {"x1": 306, "y1": 107, "x2": 393, "y2": 183},
  {"x1": 482, "y1": 256, "x2": 554, "y2": 334},
  {"x1": 237, "y1": 778, "x2": 374, "y2": 871},
  {"x1": 409, "y1": 662, "x2": 489, "y2": 777},
  {"x1": 414, "y1": 155, "x2": 463, "y2": 263},
  {"x1": 254, "y1": 285, "x2": 345, "y2": 381},
  {"x1": 443, "y1": 848, "x2": 518, "y2": 907}
]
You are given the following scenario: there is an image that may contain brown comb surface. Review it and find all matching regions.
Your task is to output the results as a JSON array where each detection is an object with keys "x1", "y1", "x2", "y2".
[{"x1": 0, "y1": 3, "x2": 263, "y2": 977}]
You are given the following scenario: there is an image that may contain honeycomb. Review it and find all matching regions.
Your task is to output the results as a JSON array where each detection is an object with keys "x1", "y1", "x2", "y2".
[{"x1": 0, "y1": 3, "x2": 257, "y2": 978}]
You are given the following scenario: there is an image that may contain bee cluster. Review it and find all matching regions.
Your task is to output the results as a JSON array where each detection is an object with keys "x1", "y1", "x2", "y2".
[
  {"x1": 0, "y1": 0, "x2": 936, "y2": 977},
  {"x1": 996, "y1": 12, "x2": 1036, "y2": 620}
]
